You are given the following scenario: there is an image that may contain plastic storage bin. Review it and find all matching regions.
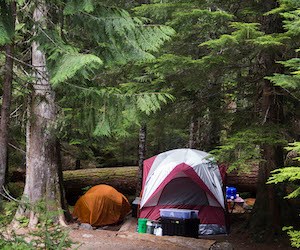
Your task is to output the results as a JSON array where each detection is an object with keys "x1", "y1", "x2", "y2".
[
  {"x1": 161, "y1": 218, "x2": 200, "y2": 238},
  {"x1": 159, "y1": 208, "x2": 198, "y2": 219}
]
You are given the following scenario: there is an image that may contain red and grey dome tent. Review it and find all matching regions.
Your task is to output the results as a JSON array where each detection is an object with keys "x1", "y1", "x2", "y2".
[{"x1": 139, "y1": 148, "x2": 228, "y2": 235}]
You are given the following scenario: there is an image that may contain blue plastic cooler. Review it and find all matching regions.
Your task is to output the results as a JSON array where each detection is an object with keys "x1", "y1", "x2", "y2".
[{"x1": 226, "y1": 186, "x2": 237, "y2": 200}]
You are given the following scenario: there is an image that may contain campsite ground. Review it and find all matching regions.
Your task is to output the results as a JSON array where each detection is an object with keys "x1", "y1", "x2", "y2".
[{"x1": 69, "y1": 213, "x2": 294, "y2": 250}]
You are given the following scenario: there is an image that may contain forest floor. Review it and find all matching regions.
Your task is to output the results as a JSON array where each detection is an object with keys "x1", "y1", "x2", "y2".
[{"x1": 69, "y1": 212, "x2": 294, "y2": 250}]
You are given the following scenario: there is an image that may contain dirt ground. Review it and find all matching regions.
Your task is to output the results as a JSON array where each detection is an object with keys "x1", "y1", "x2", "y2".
[
  {"x1": 69, "y1": 214, "x2": 294, "y2": 250},
  {"x1": 69, "y1": 217, "x2": 214, "y2": 250},
  {"x1": 204, "y1": 217, "x2": 294, "y2": 250}
]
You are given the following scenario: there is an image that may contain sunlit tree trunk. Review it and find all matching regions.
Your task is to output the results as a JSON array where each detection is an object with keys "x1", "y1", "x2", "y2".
[
  {"x1": 0, "y1": 1, "x2": 16, "y2": 196},
  {"x1": 14, "y1": 0, "x2": 66, "y2": 228}
]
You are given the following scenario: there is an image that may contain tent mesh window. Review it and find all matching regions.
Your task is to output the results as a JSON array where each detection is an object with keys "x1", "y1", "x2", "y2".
[{"x1": 158, "y1": 177, "x2": 209, "y2": 206}]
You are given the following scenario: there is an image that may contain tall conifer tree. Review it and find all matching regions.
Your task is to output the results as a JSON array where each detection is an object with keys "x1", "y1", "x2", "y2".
[
  {"x1": 0, "y1": 1, "x2": 16, "y2": 198},
  {"x1": 8, "y1": 0, "x2": 174, "y2": 226},
  {"x1": 135, "y1": 0, "x2": 299, "y2": 239}
]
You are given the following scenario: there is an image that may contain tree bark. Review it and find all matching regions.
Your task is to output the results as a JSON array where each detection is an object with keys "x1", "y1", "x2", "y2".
[
  {"x1": 250, "y1": 1, "x2": 292, "y2": 237},
  {"x1": 136, "y1": 123, "x2": 146, "y2": 197},
  {"x1": 250, "y1": 80, "x2": 287, "y2": 238},
  {"x1": 188, "y1": 116, "x2": 196, "y2": 148},
  {"x1": 13, "y1": 165, "x2": 259, "y2": 197},
  {"x1": 56, "y1": 140, "x2": 73, "y2": 222},
  {"x1": 234, "y1": 0, "x2": 300, "y2": 239},
  {"x1": 14, "y1": 1, "x2": 66, "y2": 227},
  {"x1": 0, "y1": 1, "x2": 16, "y2": 196}
]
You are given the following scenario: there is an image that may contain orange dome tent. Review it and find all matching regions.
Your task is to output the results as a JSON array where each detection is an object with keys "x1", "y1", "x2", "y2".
[{"x1": 72, "y1": 184, "x2": 131, "y2": 227}]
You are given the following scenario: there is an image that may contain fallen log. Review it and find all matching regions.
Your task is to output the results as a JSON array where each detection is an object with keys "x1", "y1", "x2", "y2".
[
  {"x1": 226, "y1": 165, "x2": 259, "y2": 193},
  {"x1": 63, "y1": 165, "x2": 259, "y2": 205},
  {"x1": 63, "y1": 166, "x2": 138, "y2": 205},
  {"x1": 12, "y1": 165, "x2": 258, "y2": 205}
]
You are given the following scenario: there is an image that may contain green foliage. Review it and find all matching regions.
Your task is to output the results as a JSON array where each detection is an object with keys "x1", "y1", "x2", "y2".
[
  {"x1": 82, "y1": 186, "x2": 91, "y2": 193},
  {"x1": 0, "y1": 1, "x2": 15, "y2": 45},
  {"x1": 283, "y1": 226, "x2": 300, "y2": 248},
  {"x1": 51, "y1": 53, "x2": 103, "y2": 85},
  {"x1": 266, "y1": 2, "x2": 300, "y2": 91},
  {"x1": 0, "y1": 201, "x2": 18, "y2": 227},
  {"x1": 268, "y1": 166, "x2": 300, "y2": 198},
  {"x1": 0, "y1": 232, "x2": 33, "y2": 250},
  {"x1": 268, "y1": 142, "x2": 300, "y2": 198},
  {"x1": 286, "y1": 142, "x2": 300, "y2": 155},
  {"x1": 267, "y1": 73, "x2": 300, "y2": 89},
  {"x1": 0, "y1": 200, "x2": 74, "y2": 250},
  {"x1": 268, "y1": 141, "x2": 300, "y2": 247},
  {"x1": 90, "y1": 90, "x2": 174, "y2": 137},
  {"x1": 54, "y1": 50, "x2": 174, "y2": 139},
  {"x1": 63, "y1": 0, "x2": 95, "y2": 14},
  {"x1": 281, "y1": 9, "x2": 300, "y2": 36},
  {"x1": 267, "y1": 57, "x2": 300, "y2": 90},
  {"x1": 0, "y1": 20, "x2": 10, "y2": 45},
  {"x1": 264, "y1": 2, "x2": 300, "y2": 246},
  {"x1": 60, "y1": 3, "x2": 175, "y2": 64},
  {"x1": 0, "y1": 201, "x2": 33, "y2": 249},
  {"x1": 201, "y1": 22, "x2": 287, "y2": 51},
  {"x1": 32, "y1": 1, "x2": 175, "y2": 140},
  {"x1": 210, "y1": 127, "x2": 287, "y2": 172}
]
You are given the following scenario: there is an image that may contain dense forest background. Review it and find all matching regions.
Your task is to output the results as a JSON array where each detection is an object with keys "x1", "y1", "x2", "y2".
[{"x1": 1, "y1": 0, "x2": 300, "y2": 248}]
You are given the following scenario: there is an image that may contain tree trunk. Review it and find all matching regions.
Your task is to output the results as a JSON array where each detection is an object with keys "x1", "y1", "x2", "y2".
[
  {"x1": 0, "y1": 1, "x2": 16, "y2": 197},
  {"x1": 206, "y1": 85, "x2": 221, "y2": 151},
  {"x1": 188, "y1": 116, "x2": 196, "y2": 148},
  {"x1": 14, "y1": 1, "x2": 66, "y2": 228},
  {"x1": 250, "y1": 80, "x2": 288, "y2": 239},
  {"x1": 136, "y1": 123, "x2": 146, "y2": 197},
  {"x1": 247, "y1": 0, "x2": 298, "y2": 240},
  {"x1": 56, "y1": 140, "x2": 73, "y2": 222}
]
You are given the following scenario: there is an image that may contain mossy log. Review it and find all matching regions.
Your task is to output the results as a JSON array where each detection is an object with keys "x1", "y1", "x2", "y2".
[
  {"x1": 63, "y1": 165, "x2": 259, "y2": 205},
  {"x1": 13, "y1": 165, "x2": 258, "y2": 205},
  {"x1": 226, "y1": 165, "x2": 259, "y2": 193},
  {"x1": 63, "y1": 166, "x2": 138, "y2": 205}
]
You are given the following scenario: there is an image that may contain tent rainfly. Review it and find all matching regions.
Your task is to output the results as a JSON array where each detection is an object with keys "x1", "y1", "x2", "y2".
[
  {"x1": 73, "y1": 184, "x2": 131, "y2": 227},
  {"x1": 139, "y1": 148, "x2": 228, "y2": 235}
]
